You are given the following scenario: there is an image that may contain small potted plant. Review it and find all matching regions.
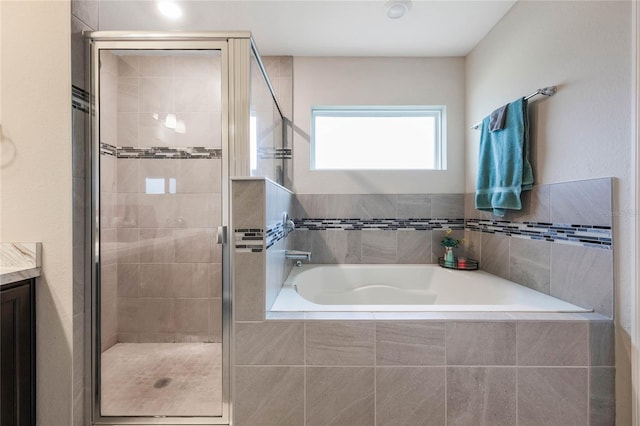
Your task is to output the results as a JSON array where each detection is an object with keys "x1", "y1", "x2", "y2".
[{"x1": 440, "y1": 229, "x2": 461, "y2": 267}]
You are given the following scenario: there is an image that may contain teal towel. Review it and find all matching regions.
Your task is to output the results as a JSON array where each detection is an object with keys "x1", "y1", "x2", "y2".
[{"x1": 475, "y1": 98, "x2": 533, "y2": 217}]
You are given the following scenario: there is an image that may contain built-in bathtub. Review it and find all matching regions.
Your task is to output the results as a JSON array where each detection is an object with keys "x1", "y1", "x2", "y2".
[{"x1": 270, "y1": 264, "x2": 590, "y2": 312}]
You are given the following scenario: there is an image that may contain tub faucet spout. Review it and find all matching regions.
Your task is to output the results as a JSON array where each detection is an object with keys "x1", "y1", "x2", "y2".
[{"x1": 285, "y1": 250, "x2": 311, "y2": 261}]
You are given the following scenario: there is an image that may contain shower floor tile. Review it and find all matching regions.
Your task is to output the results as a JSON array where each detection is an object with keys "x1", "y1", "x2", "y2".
[{"x1": 101, "y1": 343, "x2": 222, "y2": 417}]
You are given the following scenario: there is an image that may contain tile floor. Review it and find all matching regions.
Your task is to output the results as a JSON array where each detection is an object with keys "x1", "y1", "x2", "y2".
[{"x1": 101, "y1": 343, "x2": 222, "y2": 417}]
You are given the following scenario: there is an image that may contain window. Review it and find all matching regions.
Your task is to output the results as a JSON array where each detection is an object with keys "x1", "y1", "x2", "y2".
[{"x1": 311, "y1": 106, "x2": 445, "y2": 170}]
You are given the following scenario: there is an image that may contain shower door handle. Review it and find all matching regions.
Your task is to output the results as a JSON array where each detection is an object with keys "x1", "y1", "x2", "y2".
[{"x1": 216, "y1": 226, "x2": 227, "y2": 245}]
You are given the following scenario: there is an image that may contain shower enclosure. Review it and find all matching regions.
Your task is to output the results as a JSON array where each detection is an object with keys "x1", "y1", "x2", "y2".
[{"x1": 88, "y1": 32, "x2": 284, "y2": 424}]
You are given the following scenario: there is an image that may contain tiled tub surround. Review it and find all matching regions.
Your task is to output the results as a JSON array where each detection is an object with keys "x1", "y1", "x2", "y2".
[
  {"x1": 234, "y1": 221, "x2": 286, "y2": 253},
  {"x1": 290, "y1": 182, "x2": 614, "y2": 317},
  {"x1": 233, "y1": 316, "x2": 614, "y2": 426},
  {"x1": 292, "y1": 194, "x2": 465, "y2": 264},
  {"x1": 231, "y1": 183, "x2": 616, "y2": 425},
  {"x1": 464, "y1": 178, "x2": 614, "y2": 318},
  {"x1": 232, "y1": 178, "x2": 295, "y2": 321}
]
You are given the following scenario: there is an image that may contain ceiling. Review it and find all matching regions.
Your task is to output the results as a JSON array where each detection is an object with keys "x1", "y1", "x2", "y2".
[{"x1": 99, "y1": 0, "x2": 517, "y2": 57}]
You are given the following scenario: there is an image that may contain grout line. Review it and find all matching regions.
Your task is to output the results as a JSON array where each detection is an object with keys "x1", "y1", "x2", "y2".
[
  {"x1": 303, "y1": 319, "x2": 307, "y2": 426},
  {"x1": 587, "y1": 322, "x2": 591, "y2": 426},
  {"x1": 515, "y1": 318, "x2": 519, "y2": 425},
  {"x1": 373, "y1": 321, "x2": 377, "y2": 426},
  {"x1": 232, "y1": 363, "x2": 593, "y2": 368},
  {"x1": 444, "y1": 322, "x2": 448, "y2": 426}
]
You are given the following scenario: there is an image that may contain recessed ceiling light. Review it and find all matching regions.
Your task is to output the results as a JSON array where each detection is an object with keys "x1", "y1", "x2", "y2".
[
  {"x1": 157, "y1": 1, "x2": 182, "y2": 19},
  {"x1": 385, "y1": 0, "x2": 411, "y2": 19}
]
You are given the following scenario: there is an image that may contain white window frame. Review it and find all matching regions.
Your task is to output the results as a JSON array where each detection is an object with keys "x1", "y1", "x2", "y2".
[{"x1": 310, "y1": 105, "x2": 445, "y2": 171}]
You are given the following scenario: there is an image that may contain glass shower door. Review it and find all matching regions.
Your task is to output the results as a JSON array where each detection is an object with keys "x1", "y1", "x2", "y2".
[{"x1": 97, "y1": 47, "x2": 225, "y2": 419}]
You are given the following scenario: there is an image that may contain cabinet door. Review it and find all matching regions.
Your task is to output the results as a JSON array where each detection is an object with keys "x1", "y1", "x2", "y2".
[{"x1": 1, "y1": 282, "x2": 34, "y2": 426}]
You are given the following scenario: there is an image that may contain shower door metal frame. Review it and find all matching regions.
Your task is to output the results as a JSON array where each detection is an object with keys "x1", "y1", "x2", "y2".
[{"x1": 87, "y1": 32, "x2": 242, "y2": 425}]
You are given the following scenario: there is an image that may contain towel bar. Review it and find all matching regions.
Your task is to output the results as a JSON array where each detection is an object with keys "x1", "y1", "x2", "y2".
[{"x1": 470, "y1": 86, "x2": 557, "y2": 130}]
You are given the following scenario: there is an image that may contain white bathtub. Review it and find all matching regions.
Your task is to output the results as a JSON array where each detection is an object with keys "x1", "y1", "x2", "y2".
[{"x1": 270, "y1": 264, "x2": 590, "y2": 313}]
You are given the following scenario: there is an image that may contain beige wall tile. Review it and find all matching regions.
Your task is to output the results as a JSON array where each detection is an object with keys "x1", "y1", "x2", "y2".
[
  {"x1": 446, "y1": 322, "x2": 516, "y2": 365},
  {"x1": 174, "y1": 228, "x2": 214, "y2": 263},
  {"x1": 138, "y1": 263, "x2": 173, "y2": 297},
  {"x1": 117, "y1": 263, "x2": 139, "y2": 298},
  {"x1": 306, "y1": 321, "x2": 374, "y2": 365},
  {"x1": 136, "y1": 299, "x2": 176, "y2": 333},
  {"x1": 175, "y1": 112, "x2": 222, "y2": 148},
  {"x1": 139, "y1": 55, "x2": 174, "y2": 77},
  {"x1": 177, "y1": 194, "x2": 218, "y2": 228},
  {"x1": 234, "y1": 252, "x2": 265, "y2": 321},
  {"x1": 137, "y1": 194, "x2": 178, "y2": 228},
  {"x1": 139, "y1": 228, "x2": 173, "y2": 263},
  {"x1": 236, "y1": 322, "x2": 304, "y2": 365},
  {"x1": 139, "y1": 113, "x2": 175, "y2": 147},
  {"x1": 117, "y1": 77, "x2": 138, "y2": 113},
  {"x1": 235, "y1": 367, "x2": 304, "y2": 426},
  {"x1": 116, "y1": 159, "x2": 138, "y2": 193},
  {"x1": 590, "y1": 367, "x2": 615, "y2": 426},
  {"x1": 232, "y1": 180, "x2": 265, "y2": 229},
  {"x1": 117, "y1": 56, "x2": 138, "y2": 77},
  {"x1": 117, "y1": 228, "x2": 141, "y2": 263},
  {"x1": 177, "y1": 159, "x2": 221, "y2": 194},
  {"x1": 376, "y1": 321, "x2": 445, "y2": 365},
  {"x1": 139, "y1": 77, "x2": 173, "y2": 113},
  {"x1": 447, "y1": 367, "x2": 516, "y2": 426},
  {"x1": 175, "y1": 299, "x2": 209, "y2": 333},
  {"x1": 377, "y1": 367, "x2": 445, "y2": 426},
  {"x1": 117, "y1": 113, "x2": 139, "y2": 147},
  {"x1": 115, "y1": 193, "x2": 138, "y2": 228},
  {"x1": 306, "y1": 367, "x2": 374, "y2": 426},
  {"x1": 517, "y1": 322, "x2": 588, "y2": 366},
  {"x1": 175, "y1": 78, "x2": 219, "y2": 112},
  {"x1": 517, "y1": 368, "x2": 588, "y2": 426}
]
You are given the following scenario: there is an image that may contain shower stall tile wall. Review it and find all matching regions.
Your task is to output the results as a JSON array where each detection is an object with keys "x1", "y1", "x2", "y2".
[
  {"x1": 100, "y1": 52, "x2": 119, "y2": 351},
  {"x1": 97, "y1": 50, "x2": 224, "y2": 351}
]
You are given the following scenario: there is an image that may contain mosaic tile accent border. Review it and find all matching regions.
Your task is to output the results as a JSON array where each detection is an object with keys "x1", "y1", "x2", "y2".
[
  {"x1": 293, "y1": 217, "x2": 612, "y2": 250},
  {"x1": 293, "y1": 218, "x2": 465, "y2": 231},
  {"x1": 100, "y1": 143, "x2": 222, "y2": 159},
  {"x1": 100, "y1": 143, "x2": 117, "y2": 157},
  {"x1": 72, "y1": 85, "x2": 91, "y2": 114},
  {"x1": 234, "y1": 222, "x2": 287, "y2": 253},
  {"x1": 466, "y1": 219, "x2": 612, "y2": 249},
  {"x1": 258, "y1": 147, "x2": 292, "y2": 160},
  {"x1": 266, "y1": 222, "x2": 285, "y2": 250},
  {"x1": 234, "y1": 229, "x2": 264, "y2": 253}
]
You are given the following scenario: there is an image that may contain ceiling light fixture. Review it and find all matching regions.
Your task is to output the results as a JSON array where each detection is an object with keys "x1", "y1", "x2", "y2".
[
  {"x1": 157, "y1": 1, "x2": 183, "y2": 19},
  {"x1": 385, "y1": 0, "x2": 412, "y2": 19}
]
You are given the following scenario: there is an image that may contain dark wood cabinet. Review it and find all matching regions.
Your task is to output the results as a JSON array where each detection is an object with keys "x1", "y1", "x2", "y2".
[{"x1": 1, "y1": 279, "x2": 35, "y2": 426}]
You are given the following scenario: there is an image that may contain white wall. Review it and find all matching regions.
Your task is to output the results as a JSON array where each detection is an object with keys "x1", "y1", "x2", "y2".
[
  {"x1": 465, "y1": 1, "x2": 633, "y2": 423},
  {"x1": 292, "y1": 56, "x2": 465, "y2": 194},
  {"x1": 0, "y1": 1, "x2": 73, "y2": 424}
]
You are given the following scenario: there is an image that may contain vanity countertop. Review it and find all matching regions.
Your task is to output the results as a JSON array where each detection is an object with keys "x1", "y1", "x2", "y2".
[{"x1": 0, "y1": 242, "x2": 42, "y2": 286}]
